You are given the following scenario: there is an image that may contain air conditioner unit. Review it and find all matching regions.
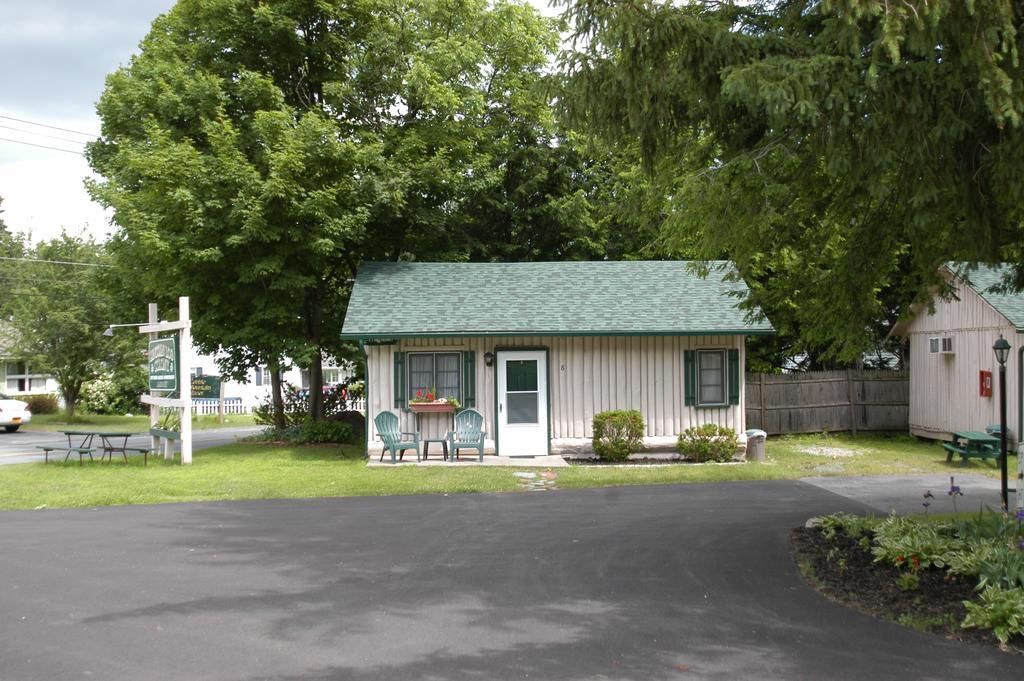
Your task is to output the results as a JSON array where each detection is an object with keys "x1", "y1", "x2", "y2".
[{"x1": 928, "y1": 336, "x2": 954, "y2": 354}]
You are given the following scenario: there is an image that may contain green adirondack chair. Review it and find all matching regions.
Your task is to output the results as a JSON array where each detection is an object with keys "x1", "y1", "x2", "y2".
[
  {"x1": 448, "y1": 408, "x2": 486, "y2": 462},
  {"x1": 374, "y1": 411, "x2": 420, "y2": 464}
]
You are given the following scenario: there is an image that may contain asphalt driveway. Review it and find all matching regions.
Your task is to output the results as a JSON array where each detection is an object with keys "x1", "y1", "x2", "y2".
[
  {"x1": 0, "y1": 481, "x2": 1018, "y2": 680},
  {"x1": 0, "y1": 426, "x2": 263, "y2": 464}
]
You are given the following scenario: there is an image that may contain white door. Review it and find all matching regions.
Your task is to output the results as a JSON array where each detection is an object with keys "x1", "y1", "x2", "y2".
[{"x1": 496, "y1": 350, "x2": 548, "y2": 456}]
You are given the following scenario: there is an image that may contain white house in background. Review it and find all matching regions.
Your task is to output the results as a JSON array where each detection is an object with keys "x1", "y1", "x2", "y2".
[
  {"x1": 0, "y1": 359, "x2": 60, "y2": 396},
  {"x1": 188, "y1": 351, "x2": 354, "y2": 411},
  {"x1": 1, "y1": 343, "x2": 353, "y2": 412},
  {"x1": 341, "y1": 261, "x2": 774, "y2": 457},
  {"x1": 892, "y1": 263, "x2": 1024, "y2": 443}
]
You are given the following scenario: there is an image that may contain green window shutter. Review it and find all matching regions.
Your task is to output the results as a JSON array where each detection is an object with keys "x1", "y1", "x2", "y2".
[
  {"x1": 683, "y1": 350, "x2": 696, "y2": 406},
  {"x1": 462, "y1": 351, "x2": 476, "y2": 408},
  {"x1": 393, "y1": 351, "x2": 406, "y2": 408},
  {"x1": 728, "y1": 349, "x2": 740, "y2": 405}
]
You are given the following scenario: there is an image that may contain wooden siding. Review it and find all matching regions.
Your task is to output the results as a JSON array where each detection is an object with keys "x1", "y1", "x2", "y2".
[
  {"x1": 745, "y1": 370, "x2": 908, "y2": 435},
  {"x1": 364, "y1": 335, "x2": 746, "y2": 451},
  {"x1": 902, "y1": 270, "x2": 1021, "y2": 441}
]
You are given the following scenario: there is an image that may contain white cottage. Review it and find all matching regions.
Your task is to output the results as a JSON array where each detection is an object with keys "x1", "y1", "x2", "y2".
[
  {"x1": 341, "y1": 261, "x2": 773, "y2": 457},
  {"x1": 892, "y1": 264, "x2": 1024, "y2": 443}
]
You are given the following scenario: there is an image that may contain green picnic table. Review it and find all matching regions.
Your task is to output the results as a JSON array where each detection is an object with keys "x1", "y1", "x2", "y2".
[
  {"x1": 59, "y1": 430, "x2": 150, "y2": 464},
  {"x1": 945, "y1": 430, "x2": 1002, "y2": 466}
]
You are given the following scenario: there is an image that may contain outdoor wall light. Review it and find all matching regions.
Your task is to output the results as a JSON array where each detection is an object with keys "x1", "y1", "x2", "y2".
[{"x1": 484, "y1": 352, "x2": 494, "y2": 366}]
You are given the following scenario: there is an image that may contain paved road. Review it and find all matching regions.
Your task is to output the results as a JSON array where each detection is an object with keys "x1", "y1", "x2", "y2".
[
  {"x1": 0, "y1": 426, "x2": 263, "y2": 464},
  {"x1": 0, "y1": 482, "x2": 1018, "y2": 681}
]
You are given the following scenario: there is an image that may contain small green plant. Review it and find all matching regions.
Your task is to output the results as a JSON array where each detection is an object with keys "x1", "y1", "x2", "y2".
[
  {"x1": 21, "y1": 393, "x2": 59, "y2": 415},
  {"x1": 895, "y1": 571, "x2": 920, "y2": 591},
  {"x1": 592, "y1": 410, "x2": 644, "y2": 462},
  {"x1": 677, "y1": 423, "x2": 740, "y2": 463},
  {"x1": 963, "y1": 584, "x2": 1024, "y2": 644},
  {"x1": 819, "y1": 512, "x2": 873, "y2": 542},
  {"x1": 871, "y1": 515, "x2": 963, "y2": 571}
]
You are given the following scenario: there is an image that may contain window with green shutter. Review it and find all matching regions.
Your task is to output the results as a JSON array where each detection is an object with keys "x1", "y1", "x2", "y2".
[
  {"x1": 728, "y1": 349, "x2": 740, "y2": 405},
  {"x1": 683, "y1": 350, "x2": 696, "y2": 406},
  {"x1": 393, "y1": 352, "x2": 406, "y2": 408},
  {"x1": 686, "y1": 348, "x2": 735, "y2": 408},
  {"x1": 405, "y1": 352, "x2": 461, "y2": 403},
  {"x1": 462, "y1": 351, "x2": 476, "y2": 407}
]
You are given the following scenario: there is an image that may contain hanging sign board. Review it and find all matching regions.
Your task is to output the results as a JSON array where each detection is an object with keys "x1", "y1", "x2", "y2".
[
  {"x1": 191, "y1": 375, "x2": 221, "y2": 399},
  {"x1": 148, "y1": 337, "x2": 178, "y2": 392}
]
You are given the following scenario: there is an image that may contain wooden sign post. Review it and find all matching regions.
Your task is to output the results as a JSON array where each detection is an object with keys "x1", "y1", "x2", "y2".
[{"x1": 140, "y1": 297, "x2": 193, "y2": 464}]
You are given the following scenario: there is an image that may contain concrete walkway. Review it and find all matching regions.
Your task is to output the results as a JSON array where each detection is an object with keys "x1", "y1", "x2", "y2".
[
  {"x1": 801, "y1": 473, "x2": 1008, "y2": 516},
  {"x1": 367, "y1": 453, "x2": 570, "y2": 467}
]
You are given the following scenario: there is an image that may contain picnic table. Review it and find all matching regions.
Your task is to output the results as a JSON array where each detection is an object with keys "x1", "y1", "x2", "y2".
[
  {"x1": 945, "y1": 430, "x2": 1002, "y2": 466},
  {"x1": 59, "y1": 430, "x2": 150, "y2": 464}
]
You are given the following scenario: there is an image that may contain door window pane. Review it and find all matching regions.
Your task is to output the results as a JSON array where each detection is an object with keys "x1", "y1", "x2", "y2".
[
  {"x1": 506, "y1": 360, "x2": 537, "y2": 392},
  {"x1": 507, "y1": 393, "x2": 538, "y2": 424},
  {"x1": 698, "y1": 350, "x2": 725, "y2": 405}
]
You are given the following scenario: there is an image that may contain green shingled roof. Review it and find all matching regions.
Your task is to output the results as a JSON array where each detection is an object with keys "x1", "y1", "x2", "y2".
[
  {"x1": 954, "y1": 263, "x2": 1024, "y2": 330},
  {"x1": 341, "y1": 261, "x2": 774, "y2": 338}
]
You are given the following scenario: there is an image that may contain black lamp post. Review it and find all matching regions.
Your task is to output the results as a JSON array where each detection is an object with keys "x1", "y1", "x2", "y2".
[{"x1": 993, "y1": 335, "x2": 1011, "y2": 511}]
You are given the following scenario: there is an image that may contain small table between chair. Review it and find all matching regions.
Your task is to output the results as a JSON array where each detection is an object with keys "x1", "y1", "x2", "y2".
[{"x1": 421, "y1": 437, "x2": 449, "y2": 461}]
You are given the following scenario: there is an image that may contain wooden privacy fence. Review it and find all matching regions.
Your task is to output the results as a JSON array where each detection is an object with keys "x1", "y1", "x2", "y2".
[{"x1": 745, "y1": 369, "x2": 908, "y2": 435}]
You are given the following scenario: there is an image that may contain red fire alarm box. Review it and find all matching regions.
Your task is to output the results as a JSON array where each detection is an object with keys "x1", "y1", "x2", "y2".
[{"x1": 980, "y1": 370, "x2": 993, "y2": 397}]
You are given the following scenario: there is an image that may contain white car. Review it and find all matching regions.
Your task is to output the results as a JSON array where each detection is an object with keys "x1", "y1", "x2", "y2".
[{"x1": 0, "y1": 395, "x2": 32, "y2": 432}]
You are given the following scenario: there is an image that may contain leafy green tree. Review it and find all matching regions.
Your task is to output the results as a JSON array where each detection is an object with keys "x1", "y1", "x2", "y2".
[
  {"x1": 559, "y1": 0, "x2": 1024, "y2": 362},
  {"x1": 4, "y1": 235, "x2": 143, "y2": 420},
  {"x1": 88, "y1": 0, "x2": 561, "y2": 421}
]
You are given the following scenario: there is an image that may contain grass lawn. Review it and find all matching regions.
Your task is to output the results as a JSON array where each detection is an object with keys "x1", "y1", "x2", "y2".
[
  {"x1": 23, "y1": 412, "x2": 257, "y2": 432},
  {"x1": 0, "y1": 432, "x2": 1012, "y2": 510},
  {"x1": 557, "y1": 432, "x2": 1009, "y2": 489}
]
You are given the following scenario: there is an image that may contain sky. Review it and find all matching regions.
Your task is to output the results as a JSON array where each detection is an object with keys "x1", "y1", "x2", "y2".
[{"x1": 0, "y1": 0, "x2": 561, "y2": 244}]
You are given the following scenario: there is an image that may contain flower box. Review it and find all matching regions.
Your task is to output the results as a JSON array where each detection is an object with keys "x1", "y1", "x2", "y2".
[{"x1": 409, "y1": 402, "x2": 456, "y2": 413}]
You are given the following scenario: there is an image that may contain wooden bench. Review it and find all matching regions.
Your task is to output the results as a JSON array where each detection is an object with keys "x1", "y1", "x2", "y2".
[
  {"x1": 36, "y1": 446, "x2": 94, "y2": 465},
  {"x1": 150, "y1": 428, "x2": 181, "y2": 463},
  {"x1": 98, "y1": 446, "x2": 154, "y2": 465}
]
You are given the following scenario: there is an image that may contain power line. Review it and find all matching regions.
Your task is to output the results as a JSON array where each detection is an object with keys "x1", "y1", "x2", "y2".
[
  {"x1": 0, "y1": 256, "x2": 111, "y2": 268},
  {"x1": 0, "y1": 124, "x2": 87, "y2": 147},
  {"x1": 0, "y1": 136, "x2": 83, "y2": 156},
  {"x1": 0, "y1": 114, "x2": 97, "y2": 138}
]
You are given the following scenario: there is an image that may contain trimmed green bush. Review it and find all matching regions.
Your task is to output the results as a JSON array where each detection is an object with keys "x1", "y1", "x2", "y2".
[
  {"x1": 592, "y1": 410, "x2": 644, "y2": 461},
  {"x1": 252, "y1": 419, "x2": 357, "y2": 445},
  {"x1": 677, "y1": 423, "x2": 740, "y2": 462},
  {"x1": 21, "y1": 393, "x2": 59, "y2": 414}
]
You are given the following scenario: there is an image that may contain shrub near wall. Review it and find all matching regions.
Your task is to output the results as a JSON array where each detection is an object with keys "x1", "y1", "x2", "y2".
[
  {"x1": 592, "y1": 410, "x2": 644, "y2": 461},
  {"x1": 21, "y1": 394, "x2": 59, "y2": 414},
  {"x1": 677, "y1": 423, "x2": 740, "y2": 462}
]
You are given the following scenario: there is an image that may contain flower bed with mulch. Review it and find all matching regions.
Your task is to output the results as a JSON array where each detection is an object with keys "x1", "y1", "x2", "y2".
[{"x1": 791, "y1": 523, "x2": 1022, "y2": 652}]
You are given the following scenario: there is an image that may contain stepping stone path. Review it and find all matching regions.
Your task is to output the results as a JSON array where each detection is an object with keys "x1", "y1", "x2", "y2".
[{"x1": 513, "y1": 470, "x2": 559, "y2": 491}]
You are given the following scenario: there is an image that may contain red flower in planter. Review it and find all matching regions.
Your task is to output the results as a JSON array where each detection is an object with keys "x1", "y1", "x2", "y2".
[
  {"x1": 416, "y1": 390, "x2": 423, "y2": 398},
  {"x1": 426, "y1": 392, "x2": 434, "y2": 400}
]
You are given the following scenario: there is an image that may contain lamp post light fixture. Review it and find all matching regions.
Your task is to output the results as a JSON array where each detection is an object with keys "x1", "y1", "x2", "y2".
[
  {"x1": 102, "y1": 322, "x2": 148, "y2": 337},
  {"x1": 993, "y1": 334, "x2": 1011, "y2": 511}
]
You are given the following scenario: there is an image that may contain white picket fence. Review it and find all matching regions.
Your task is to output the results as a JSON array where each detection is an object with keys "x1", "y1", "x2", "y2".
[
  {"x1": 191, "y1": 398, "x2": 249, "y2": 415},
  {"x1": 189, "y1": 397, "x2": 366, "y2": 416}
]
